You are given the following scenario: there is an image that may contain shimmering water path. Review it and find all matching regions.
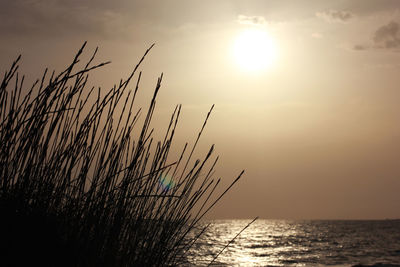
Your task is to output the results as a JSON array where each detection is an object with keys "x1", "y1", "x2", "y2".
[{"x1": 186, "y1": 219, "x2": 400, "y2": 266}]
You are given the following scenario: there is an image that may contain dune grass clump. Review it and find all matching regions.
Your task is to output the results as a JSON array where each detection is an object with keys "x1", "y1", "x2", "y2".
[{"x1": 0, "y1": 43, "x2": 244, "y2": 267}]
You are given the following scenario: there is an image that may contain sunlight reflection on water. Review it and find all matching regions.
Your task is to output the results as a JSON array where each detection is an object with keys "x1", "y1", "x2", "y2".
[{"x1": 185, "y1": 219, "x2": 400, "y2": 267}]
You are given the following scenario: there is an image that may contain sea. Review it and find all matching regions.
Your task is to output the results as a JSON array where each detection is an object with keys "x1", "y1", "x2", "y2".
[{"x1": 185, "y1": 219, "x2": 400, "y2": 267}]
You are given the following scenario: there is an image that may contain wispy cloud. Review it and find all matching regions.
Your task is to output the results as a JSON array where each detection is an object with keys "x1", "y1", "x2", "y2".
[
  {"x1": 316, "y1": 9, "x2": 354, "y2": 23},
  {"x1": 353, "y1": 44, "x2": 369, "y2": 51},
  {"x1": 237, "y1": 15, "x2": 267, "y2": 26},
  {"x1": 0, "y1": 0, "x2": 120, "y2": 38}
]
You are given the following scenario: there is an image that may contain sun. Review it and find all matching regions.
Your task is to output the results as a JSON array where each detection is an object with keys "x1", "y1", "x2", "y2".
[{"x1": 233, "y1": 28, "x2": 277, "y2": 72}]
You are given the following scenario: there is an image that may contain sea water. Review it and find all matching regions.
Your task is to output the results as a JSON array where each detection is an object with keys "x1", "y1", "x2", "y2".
[{"x1": 185, "y1": 219, "x2": 400, "y2": 266}]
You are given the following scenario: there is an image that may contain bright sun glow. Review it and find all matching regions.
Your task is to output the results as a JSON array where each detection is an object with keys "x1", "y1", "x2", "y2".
[{"x1": 233, "y1": 28, "x2": 277, "y2": 72}]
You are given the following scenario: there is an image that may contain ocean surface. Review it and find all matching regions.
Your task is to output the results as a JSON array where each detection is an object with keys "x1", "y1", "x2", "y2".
[{"x1": 185, "y1": 219, "x2": 400, "y2": 267}]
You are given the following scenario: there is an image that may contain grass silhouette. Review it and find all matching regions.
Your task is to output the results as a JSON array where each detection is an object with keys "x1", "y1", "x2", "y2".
[{"x1": 0, "y1": 43, "x2": 246, "y2": 267}]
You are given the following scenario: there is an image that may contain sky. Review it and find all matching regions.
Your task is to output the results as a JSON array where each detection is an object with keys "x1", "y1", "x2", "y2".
[{"x1": 1, "y1": 0, "x2": 399, "y2": 220}]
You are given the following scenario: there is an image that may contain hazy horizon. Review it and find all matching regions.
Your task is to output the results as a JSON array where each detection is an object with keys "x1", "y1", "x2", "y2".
[{"x1": 1, "y1": 0, "x2": 399, "y2": 220}]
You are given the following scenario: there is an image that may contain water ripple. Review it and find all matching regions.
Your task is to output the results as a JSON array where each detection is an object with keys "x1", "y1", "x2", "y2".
[{"x1": 186, "y1": 219, "x2": 400, "y2": 266}]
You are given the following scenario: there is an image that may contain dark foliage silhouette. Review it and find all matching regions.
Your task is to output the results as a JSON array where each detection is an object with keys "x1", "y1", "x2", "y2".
[{"x1": 0, "y1": 43, "x2": 245, "y2": 266}]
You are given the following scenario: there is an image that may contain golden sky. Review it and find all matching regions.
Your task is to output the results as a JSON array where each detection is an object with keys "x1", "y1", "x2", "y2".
[{"x1": 1, "y1": 0, "x2": 400, "y2": 219}]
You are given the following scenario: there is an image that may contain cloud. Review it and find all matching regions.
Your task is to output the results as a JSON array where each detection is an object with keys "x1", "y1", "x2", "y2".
[
  {"x1": 0, "y1": 0, "x2": 229, "y2": 41},
  {"x1": 0, "y1": 0, "x2": 120, "y2": 38},
  {"x1": 373, "y1": 21, "x2": 400, "y2": 49},
  {"x1": 237, "y1": 15, "x2": 267, "y2": 26},
  {"x1": 316, "y1": 10, "x2": 354, "y2": 23},
  {"x1": 354, "y1": 21, "x2": 400, "y2": 52},
  {"x1": 353, "y1": 44, "x2": 369, "y2": 51}
]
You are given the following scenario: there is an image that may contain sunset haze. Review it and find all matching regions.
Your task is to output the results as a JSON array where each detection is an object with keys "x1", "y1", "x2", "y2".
[{"x1": 1, "y1": 0, "x2": 399, "y2": 220}]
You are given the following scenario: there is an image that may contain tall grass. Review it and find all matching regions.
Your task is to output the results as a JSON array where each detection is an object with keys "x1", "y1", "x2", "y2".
[{"x1": 0, "y1": 43, "x2": 245, "y2": 267}]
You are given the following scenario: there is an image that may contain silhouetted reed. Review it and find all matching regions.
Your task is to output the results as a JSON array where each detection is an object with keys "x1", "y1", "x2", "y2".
[{"x1": 0, "y1": 43, "x2": 245, "y2": 266}]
